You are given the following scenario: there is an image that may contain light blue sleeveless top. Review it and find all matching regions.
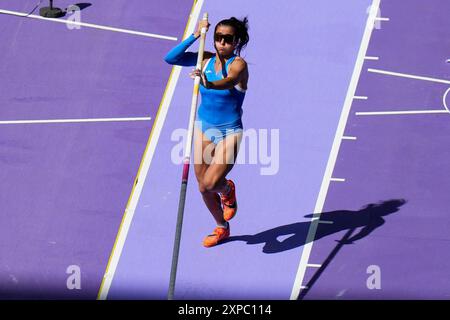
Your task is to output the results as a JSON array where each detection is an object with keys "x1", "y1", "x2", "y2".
[{"x1": 198, "y1": 55, "x2": 246, "y2": 126}]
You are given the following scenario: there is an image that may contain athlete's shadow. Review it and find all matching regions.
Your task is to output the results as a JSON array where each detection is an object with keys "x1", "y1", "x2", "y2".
[{"x1": 222, "y1": 199, "x2": 406, "y2": 253}]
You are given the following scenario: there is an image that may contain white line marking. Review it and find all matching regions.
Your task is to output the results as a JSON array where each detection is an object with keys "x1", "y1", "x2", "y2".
[
  {"x1": 356, "y1": 110, "x2": 449, "y2": 116},
  {"x1": 443, "y1": 87, "x2": 450, "y2": 112},
  {"x1": 330, "y1": 178, "x2": 346, "y2": 182},
  {"x1": 306, "y1": 264, "x2": 322, "y2": 268},
  {"x1": 290, "y1": 0, "x2": 381, "y2": 300},
  {"x1": 96, "y1": 0, "x2": 204, "y2": 301},
  {"x1": 0, "y1": 117, "x2": 151, "y2": 124},
  {"x1": 368, "y1": 68, "x2": 450, "y2": 85},
  {"x1": 374, "y1": 17, "x2": 389, "y2": 21},
  {"x1": 0, "y1": 9, "x2": 177, "y2": 41},
  {"x1": 342, "y1": 136, "x2": 357, "y2": 140},
  {"x1": 365, "y1": 56, "x2": 379, "y2": 60},
  {"x1": 300, "y1": 286, "x2": 309, "y2": 290},
  {"x1": 318, "y1": 220, "x2": 334, "y2": 225},
  {"x1": 354, "y1": 96, "x2": 368, "y2": 100}
]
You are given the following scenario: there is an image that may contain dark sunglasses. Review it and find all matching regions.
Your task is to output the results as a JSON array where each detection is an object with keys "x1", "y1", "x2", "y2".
[{"x1": 214, "y1": 33, "x2": 236, "y2": 44}]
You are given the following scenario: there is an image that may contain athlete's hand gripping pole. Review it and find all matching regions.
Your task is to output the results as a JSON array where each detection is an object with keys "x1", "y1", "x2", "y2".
[{"x1": 168, "y1": 12, "x2": 209, "y2": 301}]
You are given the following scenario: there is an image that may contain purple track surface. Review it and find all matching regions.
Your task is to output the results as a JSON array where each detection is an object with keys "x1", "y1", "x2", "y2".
[
  {"x1": 1, "y1": 0, "x2": 449, "y2": 300},
  {"x1": 0, "y1": 0, "x2": 191, "y2": 298},
  {"x1": 303, "y1": 0, "x2": 450, "y2": 299}
]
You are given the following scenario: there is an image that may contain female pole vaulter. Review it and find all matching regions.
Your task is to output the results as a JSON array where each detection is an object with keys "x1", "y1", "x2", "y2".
[{"x1": 165, "y1": 17, "x2": 249, "y2": 247}]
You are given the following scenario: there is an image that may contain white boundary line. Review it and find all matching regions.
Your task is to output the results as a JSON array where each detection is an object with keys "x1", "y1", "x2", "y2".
[
  {"x1": 330, "y1": 178, "x2": 346, "y2": 182},
  {"x1": 356, "y1": 109, "x2": 449, "y2": 116},
  {"x1": 290, "y1": 0, "x2": 381, "y2": 300},
  {"x1": 444, "y1": 87, "x2": 450, "y2": 112},
  {"x1": 354, "y1": 96, "x2": 368, "y2": 100},
  {"x1": 359, "y1": 69, "x2": 450, "y2": 116},
  {"x1": 96, "y1": 0, "x2": 204, "y2": 300},
  {"x1": 365, "y1": 56, "x2": 379, "y2": 60},
  {"x1": 368, "y1": 68, "x2": 450, "y2": 85},
  {"x1": 342, "y1": 136, "x2": 357, "y2": 140},
  {"x1": 0, "y1": 9, "x2": 178, "y2": 41},
  {"x1": 0, "y1": 117, "x2": 151, "y2": 124},
  {"x1": 374, "y1": 17, "x2": 389, "y2": 21}
]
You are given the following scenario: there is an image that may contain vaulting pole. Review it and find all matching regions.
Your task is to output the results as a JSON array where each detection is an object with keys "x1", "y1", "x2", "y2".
[{"x1": 168, "y1": 12, "x2": 209, "y2": 301}]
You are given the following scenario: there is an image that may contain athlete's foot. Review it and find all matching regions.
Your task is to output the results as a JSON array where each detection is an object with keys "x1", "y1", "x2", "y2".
[
  {"x1": 202, "y1": 224, "x2": 230, "y2": 248},
  {"x1": 221, "y1": 179, "x2": 237, "y2": 221}
]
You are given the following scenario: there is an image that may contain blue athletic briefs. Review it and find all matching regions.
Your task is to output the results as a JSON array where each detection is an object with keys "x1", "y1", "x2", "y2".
[{"x1": 164, "y1": 34, "x2": 246, "y2": 144}]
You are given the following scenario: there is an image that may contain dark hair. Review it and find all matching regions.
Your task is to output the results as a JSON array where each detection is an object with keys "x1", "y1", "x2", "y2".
[{"x1": 214, "y1": 17, "x2": 249, "y2": 56}]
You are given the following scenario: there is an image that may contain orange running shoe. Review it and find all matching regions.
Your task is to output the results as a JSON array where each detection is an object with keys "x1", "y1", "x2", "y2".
[
  {"x1": 221, "y1": 179, "x2": 237, "y2": 221},
  {"x1": 202, "y1": 226, "x2": 230, "y2": 248}
]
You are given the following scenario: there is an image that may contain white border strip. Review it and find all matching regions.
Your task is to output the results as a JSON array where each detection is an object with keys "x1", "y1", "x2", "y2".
[
  {"x1": 374, "y1": 17, "x2": 389, "y2": 21},
  {"x1": 0, "y1": 117, "x2": 151, "y2": 124},
  {"x1": 0, "y1": 9, "x2": 178, "y2": 41},
  {"x1": 365, "y1": 56, "x2": 379, "y2": 60},
  {"x1": 368, "y1": 68, "x2": 450, "y2": 85},
  {"x1": 342, "y1": 136, "x2": 357, "y2": 140},
  {"x1": 330, "y1": 178, "x2": 346, "y2": 182},
  {"x1": 97, "y1": 0, "x2": 204, "y2": 300},
  {"x1": 290, "y1": 0, "x2": 381, "y2": 300},
  {"x1": 354, "y1": 96, "x2": 368, "y2": 100}
]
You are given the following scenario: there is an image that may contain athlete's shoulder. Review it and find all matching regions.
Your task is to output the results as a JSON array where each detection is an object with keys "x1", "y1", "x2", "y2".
[
  {"x1": 231, "y1": 56, "x2": 247, "y2": 69},
  {"x1": 234, "y1": 56, "x2": 247, "y2": 64}
]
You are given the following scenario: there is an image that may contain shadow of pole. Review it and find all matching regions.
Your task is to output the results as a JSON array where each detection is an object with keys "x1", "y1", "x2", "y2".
[{"x1": 297, "y1": 227, "x2": 356, "y2": 300}]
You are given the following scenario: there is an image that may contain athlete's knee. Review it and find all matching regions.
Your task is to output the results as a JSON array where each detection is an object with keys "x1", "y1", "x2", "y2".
[{"x1": 202, "y1": 175, "x2": 222, "y2": 193}]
